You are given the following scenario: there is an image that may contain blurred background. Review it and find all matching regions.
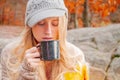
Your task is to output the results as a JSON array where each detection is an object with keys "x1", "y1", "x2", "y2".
[
  {"x1": 0, "y1": 0, "x2": 120, "y2": 28},
  {"x1": 0, "y1": 0, "x2": 120, "y2": 80}
]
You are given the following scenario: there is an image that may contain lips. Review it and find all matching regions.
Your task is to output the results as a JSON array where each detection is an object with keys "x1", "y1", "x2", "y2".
[{"x1": 42, "y1": 37, "x2": 53, "y2": 41}]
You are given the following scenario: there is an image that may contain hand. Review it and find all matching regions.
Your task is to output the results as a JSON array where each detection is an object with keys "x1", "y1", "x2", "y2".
[{"x1": 23, "y1": 46, "x2": 41, "y2": 70}]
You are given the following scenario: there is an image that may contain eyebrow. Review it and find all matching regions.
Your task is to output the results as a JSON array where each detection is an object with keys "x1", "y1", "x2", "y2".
[{"x1": 53, "y1": 19, "x2": 59, "y2": 21}]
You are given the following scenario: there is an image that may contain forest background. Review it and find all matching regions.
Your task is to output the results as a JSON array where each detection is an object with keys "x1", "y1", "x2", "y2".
[{"x1": 0, "y1": 0, "x2": 120, "y2": 29}]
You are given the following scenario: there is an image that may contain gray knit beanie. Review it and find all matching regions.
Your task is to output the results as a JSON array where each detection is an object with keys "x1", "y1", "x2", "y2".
[{"x1": 25, "y1": 0, "x2": 68, "y2": 27}]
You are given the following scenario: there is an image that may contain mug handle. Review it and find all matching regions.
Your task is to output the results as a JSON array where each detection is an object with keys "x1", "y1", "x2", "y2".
[{"x1": 36, "y1": 44, "x2": 42, "y2": 59}]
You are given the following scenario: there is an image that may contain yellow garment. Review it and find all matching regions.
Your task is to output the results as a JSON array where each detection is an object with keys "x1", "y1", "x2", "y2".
[{"x1": 64, "y1": 64, "x2": 89, "y2": 80}]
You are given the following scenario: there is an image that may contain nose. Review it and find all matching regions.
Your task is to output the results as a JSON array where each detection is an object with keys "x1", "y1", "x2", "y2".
[{"x1": 44, "y1": 23, "x2": 52, "y2": 35}]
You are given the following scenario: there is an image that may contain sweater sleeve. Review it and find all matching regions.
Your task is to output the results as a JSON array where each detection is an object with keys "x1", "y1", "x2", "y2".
[
  {"x1": 1, "y1": 46, "x2": 11, "y2": 80},
  {"x1": 1, "y1": 44, "x2": 38, "y2": 80}
]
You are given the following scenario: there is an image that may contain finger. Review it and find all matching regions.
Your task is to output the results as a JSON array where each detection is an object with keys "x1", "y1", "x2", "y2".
[
  {"x1": 26, "y1": 47, "x2": 38, "y2": 53},
  {"x1": 25, "y1": 52, "x2": 40, "y2": 58},
  {"x1": 36, "y1": 44, "x2": 41, "y2": 52},
  {"x1": 32, "y1": 52, "x2": 40, "y2": 58},
  {"x1": 30, "y1": 63, "x2": 40, "y2": 68},
  {"x1": 36, "y1": 43, "x2": 41, "y2": 48},
  {"x1": 28, "y1": 58, "x2": 41, "y2": 63}
]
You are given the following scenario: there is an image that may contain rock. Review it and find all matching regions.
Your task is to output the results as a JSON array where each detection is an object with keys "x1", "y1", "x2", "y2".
[
  {"x1": 0, "y1": 64, "x2": 1, "y2": 80},
  {"x1": 100, "y1": 24, "x2": 120, "y2": 41},
  {"x1": 94, "y1": 32, "x2": 117, "y2": 52},
  {"x1": 114, "y1": 44, "x2": 120, "y2": 57},
  {"x1": 90, "y1": 66, "x2": 106, "y2": 80},
  {"x1": 106, "y1": 58, "x2": 120, "y2": 80},
  {"x1": 67, "y1": 24, "x2": 120, "y2": 80},
  {"x1": 77, "y1": 42, "x2": 112, "y2": 71},
  {"x1": 67, "y1": 27, "x2": 96, "y2": 43},
  {"x1": 86, "y1": 50, "x2": 111, "y2": 71}
]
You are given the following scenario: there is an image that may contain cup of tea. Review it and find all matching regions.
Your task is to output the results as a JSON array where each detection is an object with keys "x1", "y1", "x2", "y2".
[{"x1": 38, "y1": 40, "x2": 60, "y2": 61}]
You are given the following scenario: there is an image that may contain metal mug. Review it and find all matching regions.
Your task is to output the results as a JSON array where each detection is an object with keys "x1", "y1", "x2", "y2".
[{"x1": 39, "y1": 40, "x2": 60, "y2": 61}]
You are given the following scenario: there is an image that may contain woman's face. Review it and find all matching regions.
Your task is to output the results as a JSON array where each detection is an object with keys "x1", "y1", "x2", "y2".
[{"x1": 32, "y1": 17, "x2": 59, "y2": 42}]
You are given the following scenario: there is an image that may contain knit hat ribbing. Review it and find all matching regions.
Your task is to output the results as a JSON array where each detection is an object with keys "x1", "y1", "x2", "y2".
[{"x1": 25, "y1": 0, "x2": 68, "y2": 27}]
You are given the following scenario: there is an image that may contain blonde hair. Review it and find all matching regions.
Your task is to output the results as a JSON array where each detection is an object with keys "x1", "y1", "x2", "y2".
[{"x1": 7, "y1": 15, "x2": 80, "y2": 80}]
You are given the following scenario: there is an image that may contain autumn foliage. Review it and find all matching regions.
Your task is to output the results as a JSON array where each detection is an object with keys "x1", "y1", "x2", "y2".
[
  {"x1": 65, "y1": 0, "x2": 84, "y2": 14},
  {"x1": 89, "y1": 0, "x2": 120, "y2": 17},
  {"x1": 0, "y1": 0, "x2": 120, "y2": 28},
  {"x1": 64, "y1": 0, "x2": 120, "y2": 28}
]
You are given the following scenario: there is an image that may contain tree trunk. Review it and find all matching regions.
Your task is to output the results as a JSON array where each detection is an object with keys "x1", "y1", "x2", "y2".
[
  {"x1": 82, "y1": 0, "x2": 90, "y2": 27},
  {"x1": 74, "y1": 0, "x2": 78, "y2": 28},
  {"x1": 74, "y1": 13, "x2": 78, "y2": 28},
  {"x1": 71, "y1": 14, "x2": 76, "y2": 28}
]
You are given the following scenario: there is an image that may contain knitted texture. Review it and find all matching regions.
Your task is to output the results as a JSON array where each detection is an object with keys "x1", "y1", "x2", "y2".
[{"x1": 25, "y1": 0, "x2": 68, "y2": 27}]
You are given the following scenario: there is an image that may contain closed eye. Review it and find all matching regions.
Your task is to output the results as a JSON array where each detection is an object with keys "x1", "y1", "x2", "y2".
[
  {"x1": 37, "y1": 21, "x2": 45, "y2": 26},
  {"x1": 52, "y1": 20, "x2": 59, "y2": 26}
]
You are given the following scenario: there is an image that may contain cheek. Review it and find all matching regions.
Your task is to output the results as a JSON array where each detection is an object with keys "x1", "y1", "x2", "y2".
[
  {"x1": 53, "y1": 28, "x2": 59, "y2": 39},
  {"x1": 32, "y1": 27, "x2": 43, "y2": 41}
]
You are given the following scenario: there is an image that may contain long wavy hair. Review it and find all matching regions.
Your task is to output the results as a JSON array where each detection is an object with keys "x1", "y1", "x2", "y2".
[{"x1": 7, "y1": 15, "x2": 82, "y2": 80}]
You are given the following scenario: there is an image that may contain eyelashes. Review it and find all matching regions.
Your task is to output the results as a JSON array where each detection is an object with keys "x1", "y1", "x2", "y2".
[{"x1": 37, "y1": 20, "x2": 59, "y2": 27}]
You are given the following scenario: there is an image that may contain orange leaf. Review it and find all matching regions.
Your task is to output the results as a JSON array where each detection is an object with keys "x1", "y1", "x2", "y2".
[
  {"x1": 77, "y1": 0, "x2": 85, "y2": 5},
  {"x1": 109, "y1": 6, "x2": 117, "y2": 12},
  {"x1": 101, "y1": 9, "x2": 110, "y2": 17},
  {"x1": 117, "y1": 0, "x2": 120, "y2": 4},
  {"x1": 77, "y1": 6, "x2": 84, "y2": 14},
  {"x1": 108, "y1": 0, "x2": 114, "y2": 5}
]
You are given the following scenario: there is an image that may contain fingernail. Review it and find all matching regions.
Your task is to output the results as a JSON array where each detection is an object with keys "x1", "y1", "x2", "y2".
[{"x1": 36, "y1": 45, "x2": 40, "y2": 48}]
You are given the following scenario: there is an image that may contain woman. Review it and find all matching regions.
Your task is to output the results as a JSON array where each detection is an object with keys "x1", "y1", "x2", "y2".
[{"x1": 1, "y1": 0, "x2": 89, "y2": 80}]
